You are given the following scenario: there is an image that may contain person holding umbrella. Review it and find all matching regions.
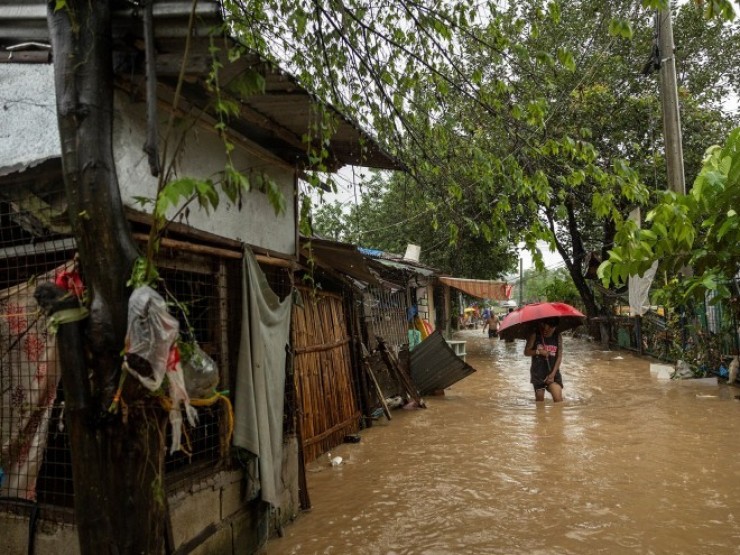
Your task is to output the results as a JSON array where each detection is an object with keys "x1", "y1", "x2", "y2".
[
  {"x1": 523, "y1": 318, "x2": 564, "y2": 403},
  {"x1": 499, "y1": 302, "x2": 585, "y2": 402}
]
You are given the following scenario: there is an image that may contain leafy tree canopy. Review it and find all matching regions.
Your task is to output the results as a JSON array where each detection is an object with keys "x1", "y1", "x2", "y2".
[
  {"x1": 312, "y1": 171, "x2": 518, "y2": 278},
  {"x1": 303, "y1": 0, "x2": 739, "y2": 318},
  {"x1": 518, "y1": 266, "x2": 582, "y2": 307},
  {"x1": 599, "y1": 126, "x2": 740, "y2": 303}
]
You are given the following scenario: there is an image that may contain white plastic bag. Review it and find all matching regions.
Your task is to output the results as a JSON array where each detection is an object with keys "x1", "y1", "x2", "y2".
[
  {"x1": 125, "y1": 286, "x2": 179, "y2": 391},
  {"x1": 124, "y1": 286, "x2": 197, "y2": 453}
]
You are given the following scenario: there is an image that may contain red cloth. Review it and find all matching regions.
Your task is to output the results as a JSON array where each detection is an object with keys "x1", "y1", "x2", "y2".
[{"x1": 54, "y1": 269, "x2": 85, "y2": 299}]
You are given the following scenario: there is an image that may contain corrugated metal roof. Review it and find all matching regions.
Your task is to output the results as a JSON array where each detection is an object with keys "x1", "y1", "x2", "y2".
[
  {"x1": 410, "y1": 330, "x2": 476, "y2": 395},
  {"x1": 300, "y1": 236, "x2": 379, "y2": 285},
  {"x1": 0, "y1": 1, "x2": 221, "y2": 42},
  {"x1": 370, "y1": 258, "x2": 436, "y2": 277},
  {"x1": 0, "y1": 1, "x2": 401, "y2": 172}
]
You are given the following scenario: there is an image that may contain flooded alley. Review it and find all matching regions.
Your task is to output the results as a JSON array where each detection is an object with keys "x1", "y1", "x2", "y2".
[{"x1": 267, "y1": 331, "x2": 740, "y2": 555}]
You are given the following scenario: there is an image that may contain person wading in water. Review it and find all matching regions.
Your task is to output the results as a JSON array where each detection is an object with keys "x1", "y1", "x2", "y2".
[
  {"x1": 524, "y1": 318, "x2": 563, "y2": 402},
  {"x1": 482, "y1": 310, "x2": 499, "y2": 338}
]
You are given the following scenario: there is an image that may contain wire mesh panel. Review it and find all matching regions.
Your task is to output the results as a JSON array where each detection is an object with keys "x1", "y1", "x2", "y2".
[
  {"x1": 156, "y1": 251, "x2": 234, "y2": 486},
  {"x1": 1, "y1": 179, "x2": 76, "y2": 523},
  {"x1": 363, "y1": 285, "x2": 408, "y2": 350},
  {"x1": 702, "y1": 283, "x2": 740, "y2": 358},
  {"x1": 1, "y1": 177, "x2": 244, "y2": 523}
]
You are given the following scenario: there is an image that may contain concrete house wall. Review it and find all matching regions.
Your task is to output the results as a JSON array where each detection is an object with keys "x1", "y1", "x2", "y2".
[
  {"x1": 1, "y1": 63, "x2": 297, "y2": 255},
  {"x1": 0, "y1": 64, "x2": 61, "y2": 177},
  {"x1": 113, "y1": 93, "x2": 297, "y2": 255}
]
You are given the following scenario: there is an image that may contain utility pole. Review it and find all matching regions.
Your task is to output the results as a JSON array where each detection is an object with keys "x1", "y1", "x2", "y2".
[
  {"x1": 518, "y1": 258, "x2": 523, "y2": 306},
  {"x1": 657, "y1": 7, "x2": 686, "y2": 195}
]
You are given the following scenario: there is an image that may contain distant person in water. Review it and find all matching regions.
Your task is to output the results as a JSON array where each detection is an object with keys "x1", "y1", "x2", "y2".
[
  {"x1": 482, "y1": 310, "x2": 499, "y2": 338},
  {"x1": 524, "y1": 318, "x2": 563, "y2": 402}
]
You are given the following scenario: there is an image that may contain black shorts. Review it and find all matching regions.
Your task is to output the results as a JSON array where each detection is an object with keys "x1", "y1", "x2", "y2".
[
  {"x1": 488, "y1": 329, "x2": 498, "y2": 338},
  {"x1": 531, "y1": 368, "x2": 563, "y2": 391}
]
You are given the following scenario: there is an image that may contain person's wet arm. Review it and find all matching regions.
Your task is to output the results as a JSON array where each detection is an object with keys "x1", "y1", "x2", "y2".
[
  {"x1": 548, "y1": 335, "x2": 563, "y2": 377},
  {"x1": 524, "y1": 334, "x2": 539, "y2": 357}
]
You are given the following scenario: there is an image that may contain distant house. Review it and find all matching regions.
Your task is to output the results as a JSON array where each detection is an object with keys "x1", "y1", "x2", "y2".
[{"x1": 0, "y1": 2, "x2": 398, "y2": 554}]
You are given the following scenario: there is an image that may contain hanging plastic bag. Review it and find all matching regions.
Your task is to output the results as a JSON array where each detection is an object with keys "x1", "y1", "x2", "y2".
[
  {"x1": 124, "y1": 286, "x2": 179, "y2": 391},
  {"x1": 181, "y1": 344, "x2": 220, "y2": 399},
  {"x1": 123, "y1": 286, "x2": 197, "y2": 453},
  {"x1": 166, "y1": 346, "x2": 198, "y2": 454}
]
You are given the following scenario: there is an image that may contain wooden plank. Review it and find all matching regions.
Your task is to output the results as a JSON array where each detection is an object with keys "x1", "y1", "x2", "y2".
[
  {"x1": 292, "y1": 335, "x2": 350, "y2": 355},
  {"x1": 378, "y1": 338, "x2": 426, "y2": 408},
  {"x1": 302, "y1": 411, "x2": 361, "y2": 447},
  {"x1": 216, "y1": 260, "x2": 230, "y2": 388},
  {"x1": 361, "y1": 343, "x2": 391, "y2": 421}
]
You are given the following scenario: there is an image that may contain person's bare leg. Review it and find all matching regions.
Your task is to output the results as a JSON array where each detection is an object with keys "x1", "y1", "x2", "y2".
[
  {"x1": 535, "y1": 388, "x2": 546, "y2": 402},
  {"x1": 547, "y1": 383, "x2": 563, "y2": 403}
]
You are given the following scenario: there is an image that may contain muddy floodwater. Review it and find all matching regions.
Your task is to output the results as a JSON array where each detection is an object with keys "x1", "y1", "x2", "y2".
[{"x1": 267, "y1": 331, "x2": 740, "y2": 554}]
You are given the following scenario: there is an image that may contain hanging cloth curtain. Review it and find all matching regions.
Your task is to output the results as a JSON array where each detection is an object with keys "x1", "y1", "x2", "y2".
[
  {"x1": 233, "y1": 247, "x2": 292, "y2": 507},
  {"x1": 629, "y1": 261, "x2": 659, "y2": 316}
]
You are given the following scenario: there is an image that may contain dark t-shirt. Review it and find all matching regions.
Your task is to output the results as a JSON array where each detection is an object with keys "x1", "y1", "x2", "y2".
[{"x1": 530, "y1": 332, "x2": 562, "y2": 388}]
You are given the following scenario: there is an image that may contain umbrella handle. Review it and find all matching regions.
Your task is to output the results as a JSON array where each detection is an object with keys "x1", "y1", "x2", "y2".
[{"x1": 540, "y1": 332, "x2": 553, "y2": 374}]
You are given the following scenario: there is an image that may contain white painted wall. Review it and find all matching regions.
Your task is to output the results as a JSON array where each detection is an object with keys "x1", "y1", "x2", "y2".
[
  {"x1": 0, "y1": 63, "x2": 297, "y2": 256},
  {"x1": 113, "y1": 95, "x2": 297, "y2": 255},
  {"x1": 0, "y1": 64, "x2": 60, "y2": 176}
]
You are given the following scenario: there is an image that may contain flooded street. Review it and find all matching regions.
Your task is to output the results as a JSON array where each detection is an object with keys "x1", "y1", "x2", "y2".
[{"x1": 267, "y1": 331, "x2": 740, "y2": 554}]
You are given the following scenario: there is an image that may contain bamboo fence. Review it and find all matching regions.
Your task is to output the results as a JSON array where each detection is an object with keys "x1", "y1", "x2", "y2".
[{"x1": 292, "y1": 287, "x2": 360, "y2": 464}]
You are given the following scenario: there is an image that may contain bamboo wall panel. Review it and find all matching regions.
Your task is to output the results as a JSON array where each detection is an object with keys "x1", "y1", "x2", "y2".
[{"x1": 292, "y1": 288, "x2": 360, "y2": 464}]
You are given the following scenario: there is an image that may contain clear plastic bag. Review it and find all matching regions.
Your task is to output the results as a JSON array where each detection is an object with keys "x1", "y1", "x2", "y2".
[
  {"x1": 123, "y1": 286, "x2": 197, "y2": 454},
  {"x1": 125, "y1": 286, "x2": 179, "y2": 390},
  {"x1": 182, "y1": 344, "x2": 220, "y2": 399}
]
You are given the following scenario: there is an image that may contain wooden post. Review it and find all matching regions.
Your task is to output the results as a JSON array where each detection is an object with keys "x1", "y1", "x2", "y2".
[
  {"x1": 443, "y1": 285, "x2": 451, "y2": 338},
  {"x1": 361, "y1": 343, "x2": 392, "y2": 420},
  {"x1": 377, "y1": 338, "x2": 425, "y2": 409}
]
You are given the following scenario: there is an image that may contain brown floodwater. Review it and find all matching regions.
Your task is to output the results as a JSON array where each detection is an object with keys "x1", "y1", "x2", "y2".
[{"x1": 266, "y1": 330, "x2": 740, "y2": 555}]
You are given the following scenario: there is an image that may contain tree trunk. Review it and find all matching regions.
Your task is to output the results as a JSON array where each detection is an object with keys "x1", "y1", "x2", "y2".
[
  {"x1": 548, "y1": 201, "x2": 600, "y2": 320},
  {"x1": 47, "y1": 2, "x2": 168, "y2": 553}
]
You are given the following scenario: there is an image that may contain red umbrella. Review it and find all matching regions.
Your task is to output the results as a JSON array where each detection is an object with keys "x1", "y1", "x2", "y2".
[{"x1": 498, "y1": 302, "x2": 586, "y2": 341}]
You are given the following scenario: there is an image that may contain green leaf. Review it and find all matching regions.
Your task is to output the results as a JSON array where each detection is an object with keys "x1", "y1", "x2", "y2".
[
  {"x1": 641, "y1": 0, "x2": 668, "y2": 9},
  {"x1": 556, "y1": 48, "x2": 576, "y2": 71},
  {"x1": 227, "y1": 69, "x2": 266, "y2": 98},
  {"x1": 607, "y1": 249, "x2": 623, "y2": 263},
  {"x1": 608, "y1": 19, "x2": 633, "y2": 39},
  {"x1": 548, "y1": 1, "x2": 561, "y2": 24}
]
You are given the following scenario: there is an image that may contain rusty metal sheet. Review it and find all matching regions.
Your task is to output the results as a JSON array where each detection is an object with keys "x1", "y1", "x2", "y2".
[
  {"x1": 410, "y1": 330, "x2": 476, "y2": 395},
  {"x1": 300, "y1": 237, "x2": 379, "y2": 285}
]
